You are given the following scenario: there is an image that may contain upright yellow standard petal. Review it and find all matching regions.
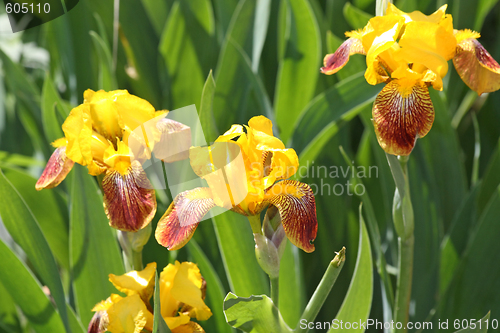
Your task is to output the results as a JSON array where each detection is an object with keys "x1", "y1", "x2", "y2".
[
  {"x1": 170, "y1": 262, "x2": 212, "y2": 321},
  {"x1": 108, "y1": 262, "x2": 157, "y2": 304}
]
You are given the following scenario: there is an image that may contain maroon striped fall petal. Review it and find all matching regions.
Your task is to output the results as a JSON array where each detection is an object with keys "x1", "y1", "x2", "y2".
[
  {"x1": 36, "y1": 146, "x2": 74, "y2": 190},
  {"x1": 263, "y1": 180, "x2": 317, "y2": 253},
  {"x1": 102, "y1": 161, "x2": 157, "y2": 231},
  {"x1": 321, "y1": 38, "x2": 366, "y2": 75},
  {"x1": 372, "y1": 80, "x2": 435, "y2": 156},
  {"x1": 453, "y1": 38, "x2": 500, "y2": 96},
  {"x1": 155, "y1": 188, "x2": 215, "y2": 251}
]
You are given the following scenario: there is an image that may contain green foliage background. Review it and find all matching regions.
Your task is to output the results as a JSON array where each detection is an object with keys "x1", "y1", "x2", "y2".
[{"x1": 0, "y1": 0, "x2": 500, "y2": 332}]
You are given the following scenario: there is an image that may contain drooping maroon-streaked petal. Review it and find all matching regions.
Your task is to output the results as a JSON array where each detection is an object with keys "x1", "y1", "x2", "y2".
[
  {"x1": 453, "y1": 37, "x2": 500, "y2": 96},
  {"x1": 263, "y1": 180, "x2": 317, "y2": 253},
  {"x1": 321, "y1": 38, "x2": 366, "y2": 75},
  {"x1": 155, "y1": 188, "x2": 215, "y2": 250},
  {"x1": 372, "y1": 80, "x2": 435, "y2": 156},
  {"x1": 36, "y1": 146, "x2": 74, "y2": 190},
  {"x1": 88, "y1": 311, "x2": 108, "y2": 333},
  {"x1": 102, "y1": 161, "x2": 157, "y2": 231}
]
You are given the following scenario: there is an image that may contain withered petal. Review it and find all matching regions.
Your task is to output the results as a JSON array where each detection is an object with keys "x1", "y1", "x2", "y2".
[
  {"x1": 453, "y1": 38, "x2": 500, "y2": 96},
  {"x1": 321, "y1": 37, "x2": 366, "y2": 75},
  {"x1": 263, "y1": 180, "x2": 317, "y2": 253},
  {"x1": 102, "y1": 161, "x2": 157, "y2": 231},
  {"x1": 36, "y1": 146, "x2": 74, "y2": 190},
  {"x1": 372, "y1": 80, "x2": 435, "y2": 156},
  {"x1": 155, "y1": 188, "x2": 215, "y2": 250}
]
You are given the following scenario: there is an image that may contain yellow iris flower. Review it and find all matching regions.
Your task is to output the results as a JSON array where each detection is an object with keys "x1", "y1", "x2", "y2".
[
  {"x1": 35, "y1": 89, "x2": 190, "y2": 231},
  {"x1": 155, "y1": 116, "x2": 318, "y2": 253},
  {"x1": 321, "y1": 3, "x2": 500, "y2": 156},
  {"x1": 89, "y1": 262, "x2": 211, "y2": 333}
]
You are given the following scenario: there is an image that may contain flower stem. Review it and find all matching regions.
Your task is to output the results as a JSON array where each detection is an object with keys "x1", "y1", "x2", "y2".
[
  {"x1": 296, "y1": 248, "x2": 346, "y2": 332},
  {"x1": 270, "y1": 276, "x2": 279, "y2": 306},
  {"x1": 248, "y1": 214, "x2": 262, "y2": 234},
  {"x1": 386, "y1": 154, "x2": 414, "y2": 333},
  {"x1": 394, "y1": 235, "x2": 414, "y2": 333}
]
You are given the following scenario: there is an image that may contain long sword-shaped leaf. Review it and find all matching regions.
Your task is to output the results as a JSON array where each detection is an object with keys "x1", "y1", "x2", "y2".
[{"x1": 0, "y1": 169, "x2": 70, "y2": 333}]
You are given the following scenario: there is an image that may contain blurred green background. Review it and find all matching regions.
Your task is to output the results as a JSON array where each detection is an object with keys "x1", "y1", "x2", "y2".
[{"x1": 1, "y1": 0, "x2": 500, "y2": 332}]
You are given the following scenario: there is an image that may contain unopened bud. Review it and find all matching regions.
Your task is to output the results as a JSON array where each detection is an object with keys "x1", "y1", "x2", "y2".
[{"x1": 254, "y1": 207, "x2": 287, "y2": 278}]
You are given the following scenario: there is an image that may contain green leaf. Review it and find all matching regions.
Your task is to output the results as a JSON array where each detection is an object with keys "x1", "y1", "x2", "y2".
[
  {"x1": 152, "y1": 271, "x2": 172, "y2": 333},
  {"x1": 454, "y1": 312, "x2": 491, "y2": 332},
  {"x1": 41, "y1": 74, "x2": 65, "y2": 143},
  {"x1": 274, "y1": 0, "x2": 321, "y2": 143},
  {"x1": 343, "y1": 2, "x2": 372, "y2": 30},
  {"x1": 329, "y1": 205, "x2": 373, "y2": 333},
  {"x1": 440, "y1": 185, "x2": 500, "y2": 321},
  {"x1": 89, "y1": 31, "x2": 117, "y2": 91},
  {"x1": 0, "y1": 238, "x2": 66, "y2": 333},
  {"x1": 474, "y1": 0, "x2": 499, "y2": 30},
  {"x1": 0, "y1": 169, "x2": 70, "y2": 333},
  {"x1": 69, "y1": 165, "x2": 125, "y2": 325},
  {"x1": 2, "y1": 167, "x2": 69, "y2": 269},
  {"x1": 291, "y1": 74, "x2": 380, "y2": 174},
  {"x1": 197, "y1": 71, "x2": 219, "y2": 144},
  {"x1": 0, "y1": 151, "x2": 45, "y2": 168},
  {"x1": 212, "y1": 212, "x2": 269, "y2": 297},
  {"x1": 0, "y1": 280, "x2": 21, "y2": 333},
  {"x1": 187, "y1": 240, "x2": 234, "y2": 333},
  {"x1": 212, "y1": 0, "x2": 256, "y2": 131},
  {"x1": 159, "y1": 0, "x2": 216, "y2": 110},
  {"x1": 66, "y1": 306, "x2": 86, "y2": 333},
  {"x1": 119, "y1": 0, "x2": 161, "y2": 107},
  {"x1": 278, "y1": 244, "x2": 304, "y2": 328},
  {"x1": 140, "y1": 0, "x2": 170, "y2": 36},
  {"x1": 252, "y1": 0, "x2": 271, "y2": 71},
  {"x1": 223, "y1": 293, "x2": 291, "y2": 332}
]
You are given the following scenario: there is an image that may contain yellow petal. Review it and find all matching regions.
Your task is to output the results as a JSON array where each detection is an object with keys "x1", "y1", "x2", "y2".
[
  {"x1": 160, "y1": 262, "x2": 181, "y2": 319},
  {"x1": 248, "y1": 115, "x2": 273, "y2": 136},
  {"x1": 215, "y1": 124, "x2": 244, "y2": 143},
  {"x1": 453, "y1": 33, "x2": 500, "y2": 96},
  {"x1": 86, "y1": 90, "x2": 123, "y2": 141},
  {"x1": 170, "y1": 262, "x2": 212, "y2": 321},
  {"x1": 172, "y1": 322, "x2": 206, "y2": 333},
  {"x1": 114, "y1": 91, "x2": 156, "y2": 132},
  {"x1": 108, "y1": 262, "x2": 157, "y2": 303},
  {"x1": 103, "y1": 140, "x2": 132, "y2": 175},
  {"x1": 363, "y1": 16, "x2": 404, "y2": 84},
  {"x1": 164, "y1": 313, "x2": 191, "y2": 331},
  {"x1": 189, "y1": 142, "x2": 248, "y2": 210},
  {"x1": 106, "y1": 294, "x2": 154, "y2": 333},
  {"x1": 397, "y1": 21, "x2": 456, "y2": 78},
  {"x1": 372, "y1": 79, "x2": 435, "y2": 156},
  {"x1": 386, "y1": 3, "x2": 448, "y2": 24},
  {"x1": 62, "y1": 104, "x2": 93, "y2": 165}
]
